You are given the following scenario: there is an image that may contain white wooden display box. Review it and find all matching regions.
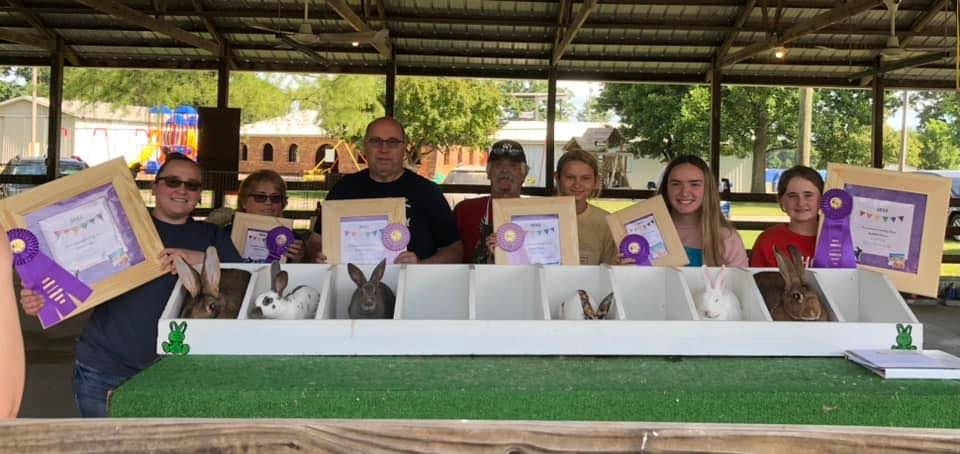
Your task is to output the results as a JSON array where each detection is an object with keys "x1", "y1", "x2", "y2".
[{"x1": 157, "y1": 264, "x2": 922, "y2": 357}]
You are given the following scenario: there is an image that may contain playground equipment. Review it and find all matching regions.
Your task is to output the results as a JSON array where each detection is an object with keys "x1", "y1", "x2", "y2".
[
  {"x1": 137, "y1": 104, "x2": 199, "y2": 174},
  {"x1": 303, "y1": 140, "x2": 365, "y2": 182}
]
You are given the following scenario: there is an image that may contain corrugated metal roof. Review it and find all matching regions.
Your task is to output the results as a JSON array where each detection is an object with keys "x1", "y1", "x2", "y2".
[{"x1": 0, "y1": 0, "x2": 954, "y2": 87}]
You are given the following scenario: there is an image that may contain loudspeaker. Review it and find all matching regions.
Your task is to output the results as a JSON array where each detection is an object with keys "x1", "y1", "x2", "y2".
[{"x1": 197, "y1": 107, "x2": 241, "y2": 173}]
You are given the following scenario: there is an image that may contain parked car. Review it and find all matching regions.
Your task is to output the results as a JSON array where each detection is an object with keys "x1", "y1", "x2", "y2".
[
  {"x1": 0, "y1": 157, "x2": 89, "y2": 198},
  {"x1": 442, "y1": 165, "x2": 489, "y2": 185},
  {"x1": 915, "y1": 170, "x2": 960, "y2": 241}
]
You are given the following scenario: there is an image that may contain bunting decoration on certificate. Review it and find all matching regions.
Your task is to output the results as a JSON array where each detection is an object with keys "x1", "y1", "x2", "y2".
[{"x1": 8, "y1": 228, "x2": 94, "y2": 329}]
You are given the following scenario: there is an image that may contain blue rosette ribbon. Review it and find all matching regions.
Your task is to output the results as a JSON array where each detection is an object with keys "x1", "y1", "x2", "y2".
[
  {"x1": 812, "y1": 188, "x2": 857, "y2": 268},
  {"x1": 381, "y1": 223, "x2": 411, "y2": 263},
  {"x1": 8, "y1": 228, "x2": 93, "y2": 329},
  {"x1": 265, "y1": 226, "x2": 295, "y2": 262},
  {"x1": 496, "y1": 222, "x2": 530, "y2": 264},
  {"x1": 619, "y1": 234, "x2": 651, "y2": 266}
]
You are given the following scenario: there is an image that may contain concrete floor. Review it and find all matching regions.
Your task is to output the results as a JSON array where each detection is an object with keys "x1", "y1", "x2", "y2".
[{"x1": 14, "y1": 302, "x2": 960, "y2": 418}]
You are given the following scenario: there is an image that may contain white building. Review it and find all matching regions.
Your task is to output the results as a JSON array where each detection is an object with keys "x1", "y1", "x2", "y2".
[
  {"x1": 495, "y1": 120, "x2": 754, "y2": 191},
  {"x1": 0, "y1": 96, "x2": 149, "y2": 166}
]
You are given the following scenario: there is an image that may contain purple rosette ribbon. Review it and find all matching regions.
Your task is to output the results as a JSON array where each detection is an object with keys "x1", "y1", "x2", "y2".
[
  {"x1": 813, "y1": 189, "x2": 857, "y2": 268},
  {"x1": 266, "y1": 226, "x2": 295, "y2": 262},
  {"x1": 619, "y1": 234, "x2": 651, "y2": 266},
  {"x1": 381, "y1": 223, "x2": 410, "y2": 263},
  {"x1": 8, "y1": 228, "x2": 93, "y2": 329},
  {"x1": 496, "y1": 222, "x2": 530, "y2": 264}
]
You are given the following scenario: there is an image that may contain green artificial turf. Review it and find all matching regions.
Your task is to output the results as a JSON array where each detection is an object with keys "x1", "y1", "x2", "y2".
[{"x1": 110, "y1": 356, "x2": 960, "y2": 427}]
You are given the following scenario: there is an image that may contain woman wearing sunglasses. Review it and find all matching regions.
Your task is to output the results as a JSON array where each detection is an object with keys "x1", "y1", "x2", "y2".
[
  {"x1": 227, "y1": 169, "x2": 316, "y2": 262},
  {"x1": 19, "y1": 152, "x2": 242, "y2": 417}
]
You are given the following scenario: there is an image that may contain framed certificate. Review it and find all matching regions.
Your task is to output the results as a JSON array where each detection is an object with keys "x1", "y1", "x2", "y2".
[
  {"x1": 230, "y1": 212, "x2": 295, "y2": 263},
  {"x1": 605, "y1": 196, "x2": 688, "y2": 267},
  {"x1": 0, "y1": 158, "x2": 166, "y2": 328},
  {"x1": 321, "y1": 197, "x2": 407, "y2": 265},
  {"x1": 824, "y1": 163, "x2": 951, "y2": 297},
  {"x1": 492, "y1": 196, "x2": 579, "y2": 265}
]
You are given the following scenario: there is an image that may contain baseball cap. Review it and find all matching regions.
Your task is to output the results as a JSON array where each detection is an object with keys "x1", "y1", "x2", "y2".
[{"x1": 488, "y1": 140, "x2": 526, "y2": 164}]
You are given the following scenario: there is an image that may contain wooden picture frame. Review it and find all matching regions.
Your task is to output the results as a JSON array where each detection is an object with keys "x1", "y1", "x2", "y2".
[
  {"x1": 230, "y1": 211, "x2": 296, "y2": 263},
  {"x1": 824, "y1": 163, "x2": 951, "y2": 297},
  {"x1": 606, "y1": 196, "x2": 688, "y2": 267},
  {"x1": 0, "y1": 158, "x2": 165, "y2": 326},
  {"x1": 492, "y1": 196, "x2": 580, "y2": 265},
  {"x1": 321, "y1": 197, "x2": 406, "y2": 264}
]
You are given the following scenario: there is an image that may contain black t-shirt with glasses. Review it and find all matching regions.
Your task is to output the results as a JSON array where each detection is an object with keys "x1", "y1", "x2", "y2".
[{"x1": 314, "y1": 169, "x2": 460, "y2": 260}]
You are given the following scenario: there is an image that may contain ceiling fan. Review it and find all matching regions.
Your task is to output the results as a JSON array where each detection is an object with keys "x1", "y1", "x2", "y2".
[
  {"x1": 249, "y1": 0, "x2": 389, "y2": 48},
  {"x1": 813, "y1": 0, "x2": 932, "y2": 59}
]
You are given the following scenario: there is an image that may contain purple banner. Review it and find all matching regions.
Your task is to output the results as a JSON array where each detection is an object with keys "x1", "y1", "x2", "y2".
[
  {"x1": 813, "y1": 189, "x2": 857, "y2": 268},
  {"x1": 619, "y1": 234, "x2": 651, "y2": 266},
  {"x1": 8, "y1": 228, "x2": 93, "y2": 329}
]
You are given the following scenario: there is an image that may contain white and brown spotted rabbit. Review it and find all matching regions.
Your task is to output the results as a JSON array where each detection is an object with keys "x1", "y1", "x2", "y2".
[{"x1": 753, "y1": 245, "x2": 829, "y2": 321}]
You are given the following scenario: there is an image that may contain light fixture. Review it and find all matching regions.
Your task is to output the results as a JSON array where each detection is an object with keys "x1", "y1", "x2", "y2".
[
  {"x1": 351, "y1": 41, "x2": 360, "y2": 47},
  {"x1": 773, "y1": 46, "x2": 787, "y2": 59}
]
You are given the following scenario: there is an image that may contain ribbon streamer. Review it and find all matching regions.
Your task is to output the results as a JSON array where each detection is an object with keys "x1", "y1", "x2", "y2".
[
  {"x1": 8, "y1": 228, "x2": 93, "y2": 329},
  {"x1": 266, "y1": 226, "x2": 294, "y2": 262},
  {"x1": 619, "y1": 234, "x2": 651, "y2": 266},
  {"x1": 496, "y1": 222, "x2": 530, "y2": 265},
  {"x1": 813, "y1": 189, "x2": 857, "y2": 268}
]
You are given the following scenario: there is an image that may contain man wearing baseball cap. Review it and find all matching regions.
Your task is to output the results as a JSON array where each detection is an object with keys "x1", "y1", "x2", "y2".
[{"x1": 453, "y1": 139, "x2": 529, "y2": 263}]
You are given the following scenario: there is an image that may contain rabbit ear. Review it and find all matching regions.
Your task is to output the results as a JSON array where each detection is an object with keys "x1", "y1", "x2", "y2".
[
  {"x1": 714, "y1": 265, "x2": 726, "y2": 290},
  {"x1": 905, "y1": 325, "x2": 912, "y2": 334},
  {"x1": 169, "y1": 321, "x2": 178, "y2": 331},
  {"x1": 274, "y1": 270, "x2": 289, "y2": 295},
  {"x1": 175, "y1": 257, "x2": 201, "y2": 297},
  {"x1": 270, "y1": 261, "x2": 281, "y2": 281},
  {"x1": 370, "y1": 259, "x2": 386, "y2": 284},
  {"x1": 596, "y1": 292, "x2": 615, "y2": 319},
  {"x1": 701, "y1": 265, "x2": 712, "y2": 290},
  {"x1": 200, "y1": 246, "x2": 221, "y2": 298},
  {"x1": 788, "y1": 245, "x2": 805, "y2": 271},
  {"x1": 347, "y1": 263, "x2": 366, "y2": 287},
  {"x1": 178, "y1": 321, "x2": 187, "y2": 333},
  {"x1": 773, "y1": 247, "x2": 797, "y2": 288}
]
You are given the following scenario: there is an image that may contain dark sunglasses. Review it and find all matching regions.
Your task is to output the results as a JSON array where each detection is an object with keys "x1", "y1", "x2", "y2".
[
  {"x1": 157, "y1": 177, "x2": 202, "y2": 192},
  {"x1": 249, "y1": 193, "x2": 286, "y2": 204}
]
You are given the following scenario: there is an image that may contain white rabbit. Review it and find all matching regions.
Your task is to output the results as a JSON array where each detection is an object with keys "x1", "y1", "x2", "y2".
[
  {"x1": 251, "y1": 262, "x2": 320, "y2": 320},
  {"x1": 560, "y1": 290, "x2": 615, "y2": 320},
  {"x1": 695, "y1": 265, "x2": 743, "y2": 321}
]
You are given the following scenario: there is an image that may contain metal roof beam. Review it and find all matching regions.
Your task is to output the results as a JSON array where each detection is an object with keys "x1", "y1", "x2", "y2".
[
  {"x1": 552, "y1": 0, "x2": 599, "y2": 65},
  {"x1": 900, "y1": 0, "x2": 950, "y2": 44},
  {"x1": 0, "y1": 28, "x2": 51, "y2": 50},
  {"x1": 851, "y1": 50, "x2": 954, "y2": 84},
  {"x1": 73, "y1": 0, "x2": 220, "y2": 55},
  {"x1": 717, "y1": 0, "x2": 756, "y2": 59},
  {"x1": 721, "y1": 0, "x2": 883, "y2": 66},
  {"x1": 5, "y1": 0, "x2": 81, "y2": 65},
  {"x1": 326, "y1": 0, "x2": 392, "y2": 58}
]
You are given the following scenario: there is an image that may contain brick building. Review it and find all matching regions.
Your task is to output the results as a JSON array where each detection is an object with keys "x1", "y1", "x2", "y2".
[{"x1": 239, "y1": 110, "x2": 365, "y2": 177}]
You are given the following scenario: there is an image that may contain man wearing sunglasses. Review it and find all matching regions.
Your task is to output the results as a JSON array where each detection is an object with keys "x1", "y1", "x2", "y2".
[
  {"x1": 453, "y1": 140, "x2": 529, "y2": 263},
  {"x1": 310, "y1": 117, "x2": 462, "y2": 264},
  {"x1": 19, "y1": 153, "x2": 242, "y2": 417}
]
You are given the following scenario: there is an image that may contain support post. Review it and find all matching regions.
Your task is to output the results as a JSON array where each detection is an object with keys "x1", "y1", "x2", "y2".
[
  {"x1": 385, "y1": 48, "x2": 396, "y2": 117},
  {"x1": 545, "y1": 69, "x2": 557, "y2": 193},
  {"x1": 216, "y1": 42, "x2": 230, "y2": 109},
  {"x1": 798, "y1": 87, "x2": 813, "y2": 166},
  {"x1": 709, "y1": 62, "x2": 721, "y2": 180},
  {"x1": 899, "y1": 90, "x2": 909, "y2": 172},
  {"x1": 46, "y1": 37, "x2": 64, "y2": 182},
  {"x1": 871, "y1": 72, "x2": 885, "y2": 169}
]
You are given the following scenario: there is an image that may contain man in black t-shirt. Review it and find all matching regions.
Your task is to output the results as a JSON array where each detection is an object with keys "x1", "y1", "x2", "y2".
[{"x1": 310, "y1": 117, "x2": 462, "y2": 264}]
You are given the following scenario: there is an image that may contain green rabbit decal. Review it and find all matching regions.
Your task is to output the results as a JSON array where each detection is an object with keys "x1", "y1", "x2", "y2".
[
  {"x1": 891, "y1": 323, "x2": 917, "y2": 350},
  {"x1": 162, "y1": 321, "x2": 191, "y2": 355}
]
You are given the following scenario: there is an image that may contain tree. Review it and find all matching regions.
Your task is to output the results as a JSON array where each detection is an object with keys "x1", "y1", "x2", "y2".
[
  {"x1": 497, "y1": 80, "x2": 575, "y2": 121},
  {"x1": 721, "y1": 87, "x2": 799, "y2": 192},
  {"x1": 293, "y1": 74, "x2": 384, "y2": 144},
  {"x1": 58, "y1": 68, "x2": 289, "y2": 124},
  {"x1": 883, "y1": 125, "x2": 921, "y2": 169},
  {"x1": 810, "y1": 89, "x2": 873, "y2": 168},
  {"x1": 0, "y1": 66, "x2": 36, "y2": 102},
  {"x1": 918, "y1": 119, "x2": 960, "y2": 169},
  {"x1": 395, "y1": 77, "x2": 503, "y2": 158},
  {"x1": 578, "y1": 95, "x2": 612, "y2": 122}
]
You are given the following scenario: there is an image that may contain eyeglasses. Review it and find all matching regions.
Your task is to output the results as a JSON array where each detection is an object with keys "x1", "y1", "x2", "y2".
[
  {"x1": 249, "y1": 193, "x2": 286, "y2": 204},
  {"x1": 157, "y1": 177, "x2": 202, "y2": 192},
  {"x1": 365, "y1": 137, "x2": 404, "y2": 150}
]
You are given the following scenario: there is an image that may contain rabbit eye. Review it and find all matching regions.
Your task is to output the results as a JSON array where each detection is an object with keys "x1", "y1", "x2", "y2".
[{"x1": 792, "y1": 292, "x2": 802, "y2": 301}]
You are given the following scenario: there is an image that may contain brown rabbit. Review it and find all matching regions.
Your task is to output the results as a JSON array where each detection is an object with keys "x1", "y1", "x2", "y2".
[
  {"x1": 175, "y1": 246, "x2": 251, "y2": 319},
  {"x1": 753, "y1": 245, "x2": 829, "y2": 321}
]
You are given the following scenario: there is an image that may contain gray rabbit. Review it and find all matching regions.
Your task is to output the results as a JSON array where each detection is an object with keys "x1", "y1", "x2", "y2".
[
  {"x1": 347, "y1": 259, "x2": 396, "y2": 319},
  {"x1": 175, "y1": 246, "x2": 250, "y2": 319}
]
